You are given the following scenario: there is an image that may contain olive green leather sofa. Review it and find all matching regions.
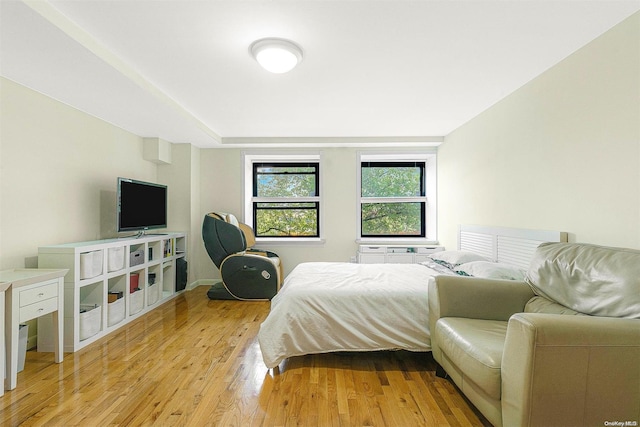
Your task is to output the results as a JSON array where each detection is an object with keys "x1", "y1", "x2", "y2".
[{"x1": 428, "y1": 242, "x2": 640, "y2": 427}]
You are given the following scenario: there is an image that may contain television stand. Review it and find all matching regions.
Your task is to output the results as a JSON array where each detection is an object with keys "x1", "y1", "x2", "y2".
[
  {"x1": 38, "y1": 232, "x2": 187, "y2": 353},
  {"x1": 131, "y1": 231, "x2": 167, "y2": 238}
]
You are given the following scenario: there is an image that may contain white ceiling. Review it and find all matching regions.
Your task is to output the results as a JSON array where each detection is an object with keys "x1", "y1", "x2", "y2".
[{"x1": 1, "y1": 0, "x2": 639, "y2": 148}]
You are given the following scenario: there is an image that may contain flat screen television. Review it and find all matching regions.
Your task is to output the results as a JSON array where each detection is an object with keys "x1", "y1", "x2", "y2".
[{"x1": 117, "y1": 178, "x2": 168, "y2": 233}]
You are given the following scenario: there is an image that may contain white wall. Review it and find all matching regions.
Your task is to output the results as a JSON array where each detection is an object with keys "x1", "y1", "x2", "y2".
[
  {"x1": 197, "y1": 147, "x2": 364, "y2": 279},
  {"x1": 158, "y1": 143, "x2": 201, "y2": 285},
  {"x1": 0, "y1": 77, "x2": 157, "y2": 269},
  {"x1": 437, "y1": 12, "x2": 640, "y2": 250}
]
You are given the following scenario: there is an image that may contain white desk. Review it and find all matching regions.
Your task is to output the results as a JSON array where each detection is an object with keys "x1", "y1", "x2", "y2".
[{"x1": 1, "y1": 268, "x2": 67, "y2": 391}]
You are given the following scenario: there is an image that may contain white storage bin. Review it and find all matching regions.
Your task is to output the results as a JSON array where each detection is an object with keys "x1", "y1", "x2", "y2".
[
  {"x1": 79, "y1": 250, "x2": 103, "y2": 279},
  {"x1": 79, "y1": 304, "x2": 102, "y2": 340},
  {"x1": 130, "y1": 289, "x2": 144, "y2": 315},
  {"x1": 107, "y1": 247, "x2": 125, "y2": 272},
  {"x1": 79, "y1": 252, "x2": 92, "y2": 278},
  {"x1": 130, "y1": 249, "x2": 145, "y2": 267},
  {"x1": 92, "y1": 250, "x2": 103, "y2": 276},
  {"x1": 147, "y1": 283, "x2": 159, "y2": 306},
  {"x1": 107, "y1": 297, "x2": 125, "y2": 326}
]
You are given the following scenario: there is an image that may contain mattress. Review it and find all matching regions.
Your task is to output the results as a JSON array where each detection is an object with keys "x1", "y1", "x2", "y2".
[{"x1": 258, "y1": 261, "x2": 444, "y2": 368}]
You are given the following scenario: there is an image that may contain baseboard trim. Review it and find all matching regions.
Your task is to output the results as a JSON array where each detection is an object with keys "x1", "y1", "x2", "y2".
[{"x1": 187, "y1": 279, "x2": 215, "y2": 291}]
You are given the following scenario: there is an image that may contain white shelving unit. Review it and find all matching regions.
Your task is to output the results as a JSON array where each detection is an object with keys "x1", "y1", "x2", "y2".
[
  {"x1": 357, "y1": 245, "x2": 444, "y2": 264},
  {"x1": 37, "y1": 232, "x2": 187, "y2": 353}
]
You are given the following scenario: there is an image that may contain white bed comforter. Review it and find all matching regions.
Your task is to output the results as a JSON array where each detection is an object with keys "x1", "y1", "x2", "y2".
[{"x1": 258, "y1": 262, "x2": 441, "y2": 368}]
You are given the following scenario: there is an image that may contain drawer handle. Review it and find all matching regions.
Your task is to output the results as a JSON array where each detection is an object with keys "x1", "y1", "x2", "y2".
[
  {"x1": 38, "y1": 308, "x2": 44, "y2": 313},
  {"x1": 39, "y1": 293, "x2": 45, "y2": 297}
]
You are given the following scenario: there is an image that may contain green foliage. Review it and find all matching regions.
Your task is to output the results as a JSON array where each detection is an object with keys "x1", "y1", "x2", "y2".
[
  {"x1": 256, "y1": 204, "x2": 318, "y2": 237},
  {"x1": 361, "y1": 202, "x2": 423, "y2": 236},
  {"x1": 361, "y1": 163, "x2": 425, "y2": 236},
  {"x1": 256, "y1": 165, "x2": 317, "y2": 198},
  {"x1": 361, "y1": 165, "x2": 422, "y2": 197},
  {"x1": 254, "y1": 164, "x2": 319, "y2": 237}
]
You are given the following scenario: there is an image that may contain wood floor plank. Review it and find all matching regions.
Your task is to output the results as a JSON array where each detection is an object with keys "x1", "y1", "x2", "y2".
[{"x1": 1, "y1": 286, "x2": 490, "y2": 426}]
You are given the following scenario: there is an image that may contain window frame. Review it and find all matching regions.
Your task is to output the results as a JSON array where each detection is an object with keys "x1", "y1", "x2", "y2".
[
  {"x1": 357, "y1": 152, "x2": 437, "y2": 243},
  {"x1": 244, "y1": 153, "x2": 324, "y2": 243}
]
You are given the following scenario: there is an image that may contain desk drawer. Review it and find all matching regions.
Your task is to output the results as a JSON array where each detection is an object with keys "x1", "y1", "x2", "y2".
[
  {"x1": 20, "y1": 297, "x2": 58, "y2": 322},
  {"x1": 19, "y1": 280, "x2": 58, "y2": 307}
]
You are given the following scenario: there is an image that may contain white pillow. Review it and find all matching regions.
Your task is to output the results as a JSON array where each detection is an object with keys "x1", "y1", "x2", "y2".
[
  {"x1": 428, "y1": 250, "x2": 489, "y2": 269},
  {"x1": 455, "y1": 261, "x2": 526, "y2": 281}
]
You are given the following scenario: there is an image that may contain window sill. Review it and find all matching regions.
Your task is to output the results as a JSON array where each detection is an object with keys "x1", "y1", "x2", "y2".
[
  {"x1": 255, "y1": 237, "x2": 326, "y2": 246},
  {"x1": 356, "y1": 238, "x2": 439, "y2": 246}
]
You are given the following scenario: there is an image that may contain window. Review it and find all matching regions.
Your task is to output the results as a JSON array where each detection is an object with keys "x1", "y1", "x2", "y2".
[
  {"x1": 244, "y1": 154, "x2": 322, "y2": 240},
  {"x1": 358, "y1": 153, "x2": 436, "y2": 241}
]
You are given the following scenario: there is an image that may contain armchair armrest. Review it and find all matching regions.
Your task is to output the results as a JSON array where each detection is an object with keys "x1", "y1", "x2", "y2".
[
  {"x1": 502, "y1": 313, "x2": 640, "y2": 427},
  {"x1": 219, "y1": 253, "x2": 282, "y2": 300},
  {"x1": 428, "y1": 275, "x2": 534, "y2": 364},
  {"x1": 245, "y1": 249, "x2": 283, "y2": 284},
  {"x1": 428, "y1": 275, "x2": 534, "y2": 322}
]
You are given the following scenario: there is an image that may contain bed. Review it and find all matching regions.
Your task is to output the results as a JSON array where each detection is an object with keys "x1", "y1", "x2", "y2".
[{"x1": 258, "y1": 225, "x2": 567, "y2": 368}]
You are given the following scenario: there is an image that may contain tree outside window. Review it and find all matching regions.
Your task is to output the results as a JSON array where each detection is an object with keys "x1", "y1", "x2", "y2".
[
  {"x1": 252, "y1": 163, "x2": 320, "y2": 237},
  {"x1": 360, "y1": 161, "x2": 426, "y2": 237}
]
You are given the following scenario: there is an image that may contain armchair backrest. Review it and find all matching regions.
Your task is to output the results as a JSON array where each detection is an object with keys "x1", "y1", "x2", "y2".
[
  {"x1": 202, "y1": 212, "x2": 247, "y2": 268},
  {"x1": 526, "y1": 242, "x2": 640, "y2": 319}
]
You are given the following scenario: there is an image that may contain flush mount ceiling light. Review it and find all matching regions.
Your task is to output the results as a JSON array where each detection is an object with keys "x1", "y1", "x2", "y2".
[{"x1": 250, "y1": 38, "x2": 303, "y2": 74}]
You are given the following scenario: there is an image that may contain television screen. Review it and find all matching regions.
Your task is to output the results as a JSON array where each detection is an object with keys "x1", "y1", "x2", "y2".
[{"x1": 117, "y1": 178, "x2": 167, "y2": 232}]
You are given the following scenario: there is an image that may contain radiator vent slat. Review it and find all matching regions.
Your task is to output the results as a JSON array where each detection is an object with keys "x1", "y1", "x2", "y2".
[{"x1": 459, "y1": 231, "x2": 494, "y2": 261}]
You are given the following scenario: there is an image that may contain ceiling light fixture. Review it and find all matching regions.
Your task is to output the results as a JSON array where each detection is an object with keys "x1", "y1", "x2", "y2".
[{"x1": 250, "y1": 38, "x2": 303, "y2": 74}]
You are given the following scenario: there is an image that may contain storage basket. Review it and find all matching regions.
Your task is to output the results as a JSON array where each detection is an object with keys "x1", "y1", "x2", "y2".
[
  {"x1": 79, "y1": 250, "x2": 103, "y2": 279},
  {"x1": 130, "y1": 289, "x2": 144, "y2": 315},
  {"x1": 147, "y1": 283, "x2": 159, "y2": 306},
  {"x1": 79, "y1": 304, "x2": 102, "y2": 340},
  {"x1": 107, "y1": 247, "x2": 125, "y2": 272},
  {"x1": 107, "y1": 297, "x2": 125, "y2": 327},
  {"x1": 130, "y1": 249, "x2": 145, "y2": 267}
]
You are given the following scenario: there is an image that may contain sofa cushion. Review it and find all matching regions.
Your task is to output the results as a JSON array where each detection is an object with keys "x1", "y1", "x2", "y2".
[
  {"x1": 436, "y1": 318, "x2": 507, "y2": 400},
  {"x1": 526, "y1": 242, "x2": 640, "y2": 319}
]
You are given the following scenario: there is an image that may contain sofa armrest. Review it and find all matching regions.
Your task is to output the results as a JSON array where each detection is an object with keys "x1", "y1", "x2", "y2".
[
  {"x1": 502, "y1": 313, "x2": 640, "y2": 427},
  {"x1": 428, "y1": 275, "x2": 534, "y2": 364}
]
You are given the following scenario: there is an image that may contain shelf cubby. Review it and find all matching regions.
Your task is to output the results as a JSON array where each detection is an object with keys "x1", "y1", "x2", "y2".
[
  {"x1": 175, "y1": 236, "x2": 186, "y2": 255},
  {"x1": 107, "y1": 275, "x2": 126, "y2": 327},
  {"x1": 162, "y1": 261, "x2": 175, "y2": 299},
  {"x1": 149, "y1": 240, "x2": 162, "y2": 263},
  {"x1": 79, "y1": 282, "x2": 103, "y2": 341},
  {"x1": 147, "y1": 264, "x2": 161, "y2": 307}
]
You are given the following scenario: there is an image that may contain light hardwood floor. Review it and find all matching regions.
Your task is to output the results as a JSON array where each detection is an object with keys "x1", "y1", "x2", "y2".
[{"x1": 2, "y1": 286, "x2": 490, "y2": 426}]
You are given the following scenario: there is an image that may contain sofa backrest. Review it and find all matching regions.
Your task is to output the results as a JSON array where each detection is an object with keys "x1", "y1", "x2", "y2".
[{"x1": 526, "y1": 242, "x2": 640, "y2": 319}]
